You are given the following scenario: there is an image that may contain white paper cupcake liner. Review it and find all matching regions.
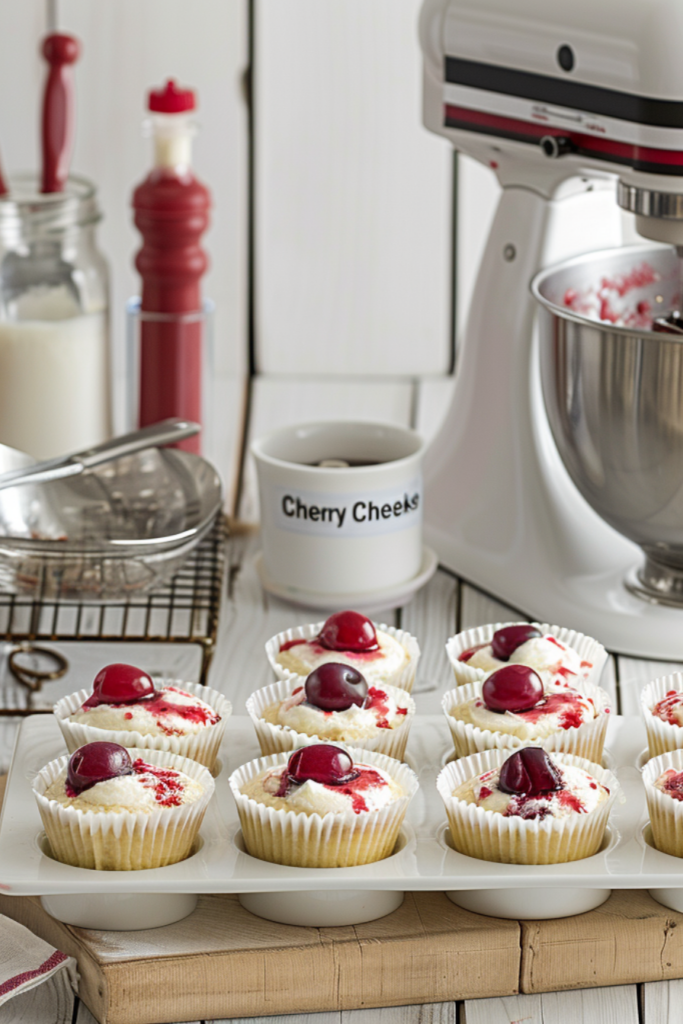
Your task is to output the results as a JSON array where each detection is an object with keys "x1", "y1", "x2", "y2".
[
  {"x1": 640, "y1": 674, "x2": 683, "y2": 759},
  {"x1": 643, "y1": 749, "x2": 683, "y2": 858},
  {"x1": 265, "y1": 620, "x2": 420, "y2": 693},
  {"x1": 32, "y1": 747, "x2": 215, "y2": 871},
  {"x1": 441, "y1": 679, "x2": 611, "y2": 762},
  {"x1": 53, "y1": 680, "x2": 232, "y2": 772},
  {"x1": 436, "y1": 749, "x2": 620, "y2": 865},
  {"x1": 445, "y1": 621, "x2": 608, "y2": 690},
  {"x1": 246, "y1": 677, "x2": 416, "y2": 760},
  {"x1": 229, "y1": 745, "x2": 419, "y2": 868}
]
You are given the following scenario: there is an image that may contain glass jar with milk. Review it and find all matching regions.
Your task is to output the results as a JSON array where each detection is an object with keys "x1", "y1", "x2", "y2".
[{"x1": 0, "y1": 174, "x2": 111, "y2": 459}]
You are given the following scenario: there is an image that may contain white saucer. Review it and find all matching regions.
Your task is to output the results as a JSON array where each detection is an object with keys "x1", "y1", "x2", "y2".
[{"x1": 254, "y1": 545, "x2": 438, "y2": 613}]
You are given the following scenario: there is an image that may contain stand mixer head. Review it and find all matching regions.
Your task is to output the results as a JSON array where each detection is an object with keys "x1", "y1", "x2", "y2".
[{"x1": 420, "y1": 0, "x2": 683, "y2": 656}]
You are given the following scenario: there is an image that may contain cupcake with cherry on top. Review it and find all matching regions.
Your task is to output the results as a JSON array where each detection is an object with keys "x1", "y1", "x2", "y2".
[
  {"x1": 639, "y1": 672, "x2": 683, "y2": 760},
  {"x1": 437, "y1": 745, "x2": 619, "y2": 865},
  {"x1": 247, "y1": 662, "x2": 415, "y2": 760},
  {"x1": 53, "y1": 663, "x2": 231, "y2": 772},
  {"x1": 32, "y1": 741, "x2": 214, "y2": 870},
  {"x1": 641, "y1": 748, "x2": 683, "y2": 858},
  {"x1": 443, "y1": 663, "x2": 611, "y2": 762},
  {"x1": 230, "y1": 742, "x2": 418, "y2": 868},
  {"x1": 266, "y1": 610, "x2": 420, "y2": 693},
  {"x1": 445, "y1": 621, "x2": 606, "y2": 691}
]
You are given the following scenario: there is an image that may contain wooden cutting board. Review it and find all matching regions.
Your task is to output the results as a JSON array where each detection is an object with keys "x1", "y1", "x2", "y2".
[{"x1": 2, "y1": 777, "x2": 683, "y2": 1024}]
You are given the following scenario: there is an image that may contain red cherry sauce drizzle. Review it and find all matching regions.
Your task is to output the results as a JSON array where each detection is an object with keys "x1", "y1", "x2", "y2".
[
  {"x1": 279, "y1": 638, "x2": 307, "y2": 653},
  {"x1": 653, "y1": 691, "x2": 683, "y2": 726},
  {"x1": 367, "y1": 687, "x2": 391, "y2": 727},
  {"x1": 458, "y1": 642, "x2": 487, "y2": 663},
  {"x1": 274, "y1": 765, "x2": 387, "y2": 813},
  {"x1": 299, "y1": 640, "x2": 384, "y2": 663},
  {"x1": 503, "y1": 788, "x2": 586, "y2": 820},
  {"x1": 133, "y1": 759, "x2": 185, "y2": 807},
  {"x1": 512, "y1": 691, "x2": 588, "y2": 731},
  {"x1": 661, "y1": 769, "x2": 683, "y2": 801},
  {"x1": 83, "y1": 685, "x2": 220, "y2": 737}
]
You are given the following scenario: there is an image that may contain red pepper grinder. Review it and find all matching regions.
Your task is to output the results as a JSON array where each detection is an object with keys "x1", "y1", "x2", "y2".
[{"x1": 132, "y1": 80, "x2": 211, "y2": 453}]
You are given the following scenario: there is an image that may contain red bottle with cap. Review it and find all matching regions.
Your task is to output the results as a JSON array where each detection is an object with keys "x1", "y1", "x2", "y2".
[{"x1": 132, "y1": 80, "x2": 211, "y2": 453}]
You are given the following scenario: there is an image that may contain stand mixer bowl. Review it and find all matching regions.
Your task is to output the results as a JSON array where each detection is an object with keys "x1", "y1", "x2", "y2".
[{"x1": 532, "y1": 243, "x2": 683, "y2": 607}]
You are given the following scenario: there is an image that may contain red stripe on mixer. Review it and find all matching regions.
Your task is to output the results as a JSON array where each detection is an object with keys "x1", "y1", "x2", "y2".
[{"x1": 444, "y1": 104, "x2": 683, "y2": 167}]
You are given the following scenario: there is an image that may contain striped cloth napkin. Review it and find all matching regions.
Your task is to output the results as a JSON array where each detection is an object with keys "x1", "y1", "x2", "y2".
[{"x1": 0, "y1": 914, "x2": 77, "y2": 1009}]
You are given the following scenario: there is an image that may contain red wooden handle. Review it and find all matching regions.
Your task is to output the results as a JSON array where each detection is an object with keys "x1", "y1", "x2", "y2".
[{"x1": 40, "y1": 34, "x2": 80, "y2": 194}]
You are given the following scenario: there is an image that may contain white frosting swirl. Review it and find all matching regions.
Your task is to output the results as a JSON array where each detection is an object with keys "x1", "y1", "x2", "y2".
[
  {"x1": 262, "y1": 683, "x2": 410, "y2": 740},
  {"x1": 466, "y1": 634, "x2": 589, "y2": 688},
  {"x1": 242, "y1": 762, "x2": 404, "y2": 816},
  {"x1": 68, "y1": 685, "x2": 219, "y2": 737},
  {"x1": 44, "y1": 760, "x2": 204, "y2": 813},
  {"x1": 275, "y1": 629, "x2": 408, "y2": 685},
  {"x1": 454, "y1": 758, "x2": 609, "y2": 819}
]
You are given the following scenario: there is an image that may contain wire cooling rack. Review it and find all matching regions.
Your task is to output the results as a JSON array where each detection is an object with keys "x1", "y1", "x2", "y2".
[{"x1": 0, "y1": 515, "x2": 227, "y2": 715}]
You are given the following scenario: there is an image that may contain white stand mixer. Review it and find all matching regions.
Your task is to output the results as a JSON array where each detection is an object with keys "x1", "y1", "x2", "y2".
[{"x1": 420, "y1": 0, "x2": 683, "y2": 657}]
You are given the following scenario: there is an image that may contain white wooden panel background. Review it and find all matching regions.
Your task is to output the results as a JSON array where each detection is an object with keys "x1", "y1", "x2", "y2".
[
  {"x1": 254, "y1": 0, "x2": 453, "y2": 376},
  {"x1": 0, "y1": 0, "x2": 249, "y2": 502}
]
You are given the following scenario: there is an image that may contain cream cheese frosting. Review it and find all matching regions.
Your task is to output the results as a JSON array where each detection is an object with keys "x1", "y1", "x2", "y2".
[
  {"x1": 275, "y1": 629, "x2": 408, "y2": 685},
  {"x1": 463, "y1": 634, "x2": 591, "y2": 687},
  {"x1": 261, "y1": 683, "x2": 410, "y2": 741},
  {"x1": 453, "y1": 758, "x2": 609, "y2": 820},
  {"x1": 652, "y1": 691, "x2": 683, "y2": 728},
  {"x1": 654, "y1": 767, "x2": 683, "y2": 800},
  {"x1": 68, "y1": 685, "x2": 221, "y2": 738},
  {"x1": 450, "y1": 685, "x2": 598, "y2": 741},
  {"x1": 241, "y1": 761, "x2": 405, "y2": 816},
  {"x1": 44, "y1": 758, "x2": 205, "y2": 813}
]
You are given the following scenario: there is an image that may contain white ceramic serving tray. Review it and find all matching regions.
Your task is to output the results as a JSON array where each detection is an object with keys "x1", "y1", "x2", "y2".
[{"x1": 0, "y1": 713, "x2": 679, "y2": 929}]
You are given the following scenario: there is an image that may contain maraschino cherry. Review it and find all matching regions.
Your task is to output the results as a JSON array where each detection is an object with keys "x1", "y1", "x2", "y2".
[
  {"x1": 66, "y1": 742, "x2": 134, "y2": 795},
  {"x1": 318, "y1": 611, "x2": 379, "y2": 653},
  {"x1": 287, "y1": 744, "x2": 359, "y2": 786},
  {"x1": 305, "y1": 663, "x2": 368, "y2": 712},
  {"x1": 83, "y1": 663, "x2": 156, "y2": 707},
  {"x1": 491, "y1": 624, "x2": 541, "y2": 661},
  {"x1": 482, "y1": 664, "x2": 543, "y2": 713},
  {"x1": 499, "y1": 747, "x2": 562, "y2": 797}
]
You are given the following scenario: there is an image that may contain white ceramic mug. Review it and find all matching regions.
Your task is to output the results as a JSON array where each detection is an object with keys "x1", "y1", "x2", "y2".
[{"x1": 251, "y1": 421, "x2": 425, "y2": 597}]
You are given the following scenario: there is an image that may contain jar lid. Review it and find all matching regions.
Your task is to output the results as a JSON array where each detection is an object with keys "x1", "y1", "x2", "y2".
[{"x1": 148, "y1": 79, "x2": 195, "y2": 113}]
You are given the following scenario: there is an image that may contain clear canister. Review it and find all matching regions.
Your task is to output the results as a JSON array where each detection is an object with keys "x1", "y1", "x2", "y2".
[{"x1": 0, "y1": 174, "x2": 111, "y2": 460}]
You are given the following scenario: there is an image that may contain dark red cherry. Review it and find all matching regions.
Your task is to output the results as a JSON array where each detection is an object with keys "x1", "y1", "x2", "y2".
[
  {"x1": 499, "y1": 747, "x2": 562, "y2": 797},
  {"x1": 85, "y1": 663, "x2": 155, "y2": 707},
  {"x1": 66, "y1": 742, "x2": 134, "y2": 795},
  {"x1": 305, "y1": 663, "x2": 368, "y2": 712},
  {"x1": 287, "y1": 744, "x2": 359, "y2": 786},
  {"x1": 482, "y1": 664, "x2": 544, "y2": 713},
  {"x1": 491, "y1": 624, "x2": 542, "y2": 661},
  {"x1": 318, "y1": 611, "x2": 379, "y2": 653}
]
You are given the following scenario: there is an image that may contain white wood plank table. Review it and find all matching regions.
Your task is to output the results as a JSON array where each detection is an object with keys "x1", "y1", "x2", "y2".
[{"x1": 0, "y1": 377, "x2": 676, "y2": 1024}]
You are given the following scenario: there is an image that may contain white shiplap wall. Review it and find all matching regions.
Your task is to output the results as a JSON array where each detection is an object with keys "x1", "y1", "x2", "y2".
[
  {"x1": 254, "y1": 0, "x2": 453, "y2": 376},
  {"x1": 0, "y1": 0, "x2": 249, "y2": 500}
]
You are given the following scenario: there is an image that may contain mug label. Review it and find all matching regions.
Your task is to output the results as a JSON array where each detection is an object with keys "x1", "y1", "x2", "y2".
[{"x1": 268, "y1": 477, "x2": 422, "y2": 536}]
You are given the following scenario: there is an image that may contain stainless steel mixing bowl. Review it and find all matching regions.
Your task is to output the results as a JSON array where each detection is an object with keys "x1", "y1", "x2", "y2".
[{"x1": 532, "y1": 243, "x2": 683, "y2": 606}]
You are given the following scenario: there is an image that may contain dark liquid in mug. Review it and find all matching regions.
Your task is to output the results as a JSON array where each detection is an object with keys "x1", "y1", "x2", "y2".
[{"x1": 308, "y1": 458, "x2": 383, "y2": 467}]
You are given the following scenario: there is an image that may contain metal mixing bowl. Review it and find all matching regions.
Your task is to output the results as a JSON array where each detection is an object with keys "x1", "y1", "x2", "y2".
[
  {"x1": 532, "y1": 243, "x2": 683, "y2": 606},
  {"x1": 0, "y1": 446, "x2": 222, "y2": 600}
]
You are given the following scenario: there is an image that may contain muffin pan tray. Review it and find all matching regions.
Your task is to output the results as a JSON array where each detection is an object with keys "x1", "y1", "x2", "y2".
[{"x1": 0, "y1": 713, "x2": 680, "y2": 928}]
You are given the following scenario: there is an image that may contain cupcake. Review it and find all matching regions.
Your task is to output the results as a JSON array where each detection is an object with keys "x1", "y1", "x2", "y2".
[
  {"x1": 53, "y1": 663, "x2": 231, "y2": 772},
  {"x1": 643, "y1": 750, "x2": 683, "y2": 857},
  {"x1": 442, "y1": 664, "x2": 611, "y2": 762},
  {"x1": 266, "y1": 610, "x2": 420, "y2": 693},
  {"x1": 436, "y1": 746, "x2": 619, "y2": 865},
  {"x1": 247, "y1": 663, "x2": 415, "y2": 760},
  {"x1": 33, "y1": 741, "x2": 214, "y2": 870},
  {"x1": 640, "y1": 674, "x2": 683, "y2": 759},
  {"x1": 229, "y1": 743, "x2": 418, "y2": 868},
  {"x1": 445, "y1": 621, "x2": 606, "y2": 690}
]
